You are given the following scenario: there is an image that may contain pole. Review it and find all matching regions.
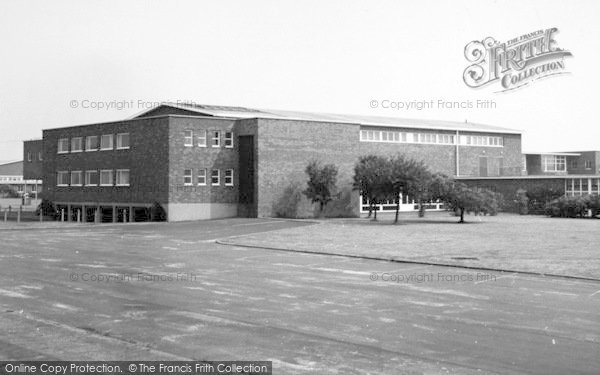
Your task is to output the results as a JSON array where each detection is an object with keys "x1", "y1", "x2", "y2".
[{"x1": 17, "y1": 207, "x2": 21, "y2": 223}]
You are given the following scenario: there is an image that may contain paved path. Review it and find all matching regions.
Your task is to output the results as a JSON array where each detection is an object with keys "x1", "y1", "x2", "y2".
[{"x1": 1, "y1": 219, "x2": 599, "y2": 374}]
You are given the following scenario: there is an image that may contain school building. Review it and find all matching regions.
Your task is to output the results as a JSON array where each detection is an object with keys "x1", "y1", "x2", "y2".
[{"x1": 22, "y1": 102, "x2": 599, "y2": 221}]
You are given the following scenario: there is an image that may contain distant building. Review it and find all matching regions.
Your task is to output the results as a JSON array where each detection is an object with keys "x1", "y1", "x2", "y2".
[{"x1": 0, "y1": 160, "x2": 42, "y2": 198}]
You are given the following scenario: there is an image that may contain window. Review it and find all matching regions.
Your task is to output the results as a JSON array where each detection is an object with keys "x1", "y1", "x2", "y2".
[
  {"x1": 212, "y1": 131, "x2": 221, "y2": 147},
  {"x1": 85, "y1": 170, "x2": 98, "y2": 186},
  {"x1": 116, "y1": 133, "x2": 130, "y2": 149},
  {"x1": 542, "y1": 155, "x2": 566, "y2": 172},
  {"x1": 100, "y1": 134, "x2": 113, "y2": 150},
  {"x1": 100, "y1": 170, "x2": 113, "y2": 186},
  {"x1": 570, "y1": 159, "x2": 578, "y2": 169},
  {"x1": 183, "y1": 169, "x2": 193, "y2": 185},
  {"x1": 211, "y1": 169, "x2": 220, "y2": 185},
  {"x1": 57, "y1": 171, "x2": 69, "y2": 186},
  {"x1": 225, "y1": 131, "x2": 233, "y2": 148},
  {"x1": 197, "y1": 130, "x2": 207, "y2": 147},
  {"x1": 197, "y1": 169, "x2": 207, "y2": 185},
  {"x1": 184, "y1": 130, "x2": 193, "y2": 147},
  {"x1": 71, "y1": 137, "x2": 83, "y2": 152},
  {"x1": 225, "y1": 169, "x2": 234, "y2": 186},
  {"x1": 58, "y1": 138, "x2": 69, "y2": 153},
  {"x1": 38, "y1": 152, "x2": 42, "y2": 161},
  {"x1": 86, "y1": 136, "x2": 98, "y2": 151},
  {"x1": 70, "y1": 171, "x2": 82, "y2": 186},
  {"x1": 585, "y1": 160, "x2": 592, "y2": 169},
  {"x1": 27, "y1": 152, "x2": 31, "y2": 162},
  {"x1": 116, "y1": 169, "x2": 130, "y2": 186}
]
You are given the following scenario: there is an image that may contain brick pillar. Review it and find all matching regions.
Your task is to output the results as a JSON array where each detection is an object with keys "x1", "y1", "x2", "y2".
[{"x1": 112, "y1": 205, "x2": 116, "y2": 223}]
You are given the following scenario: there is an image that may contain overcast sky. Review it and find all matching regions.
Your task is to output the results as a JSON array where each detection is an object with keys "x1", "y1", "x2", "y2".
[{"x1": 0, "y1": 0, "x2": 598, "y2": 163}]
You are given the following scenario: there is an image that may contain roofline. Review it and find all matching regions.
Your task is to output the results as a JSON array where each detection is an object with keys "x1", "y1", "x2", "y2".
[
  {"x1": 131, "y1": 102, "x2": 522, "y2": 135},
  {"x1": 524, "y1": 152, "x2": 581, "y2": 156},
  {"x1": 357, "y1": 122, "x2": 521, "y2": 134},
  {"x1": 0, "y1": 160, "x2": 22, "y2": 166},
  {"x1": 41, "y1": 114, "x2": 238, "y2": 132},
  {"x1": 456, "y1": 175, "x2": 600, "y2": 180}
]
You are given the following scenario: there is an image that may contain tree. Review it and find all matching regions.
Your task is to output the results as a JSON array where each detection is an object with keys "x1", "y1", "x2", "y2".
[
  {"x1": 445, "y1": 183, "x2": 493, "y2": 223},
  {"x1": 303, "y1": 160, "x2": 338, "y2": 216},
  {"x1": 352, "y1": 155, "x2": 389, "y2": 220},
  {"x1": 388, "y1": 156, "x2": 431, "y2": 223}
]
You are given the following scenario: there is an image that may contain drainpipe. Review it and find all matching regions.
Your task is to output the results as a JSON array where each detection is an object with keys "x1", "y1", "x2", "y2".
[{"x1": 456, "y1": 130, "x2": 460, "y2": 177}]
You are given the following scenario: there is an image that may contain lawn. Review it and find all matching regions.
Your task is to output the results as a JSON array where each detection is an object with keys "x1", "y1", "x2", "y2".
[{"x1": 222, "y1": 212, "x2": 600, "y2": 279}]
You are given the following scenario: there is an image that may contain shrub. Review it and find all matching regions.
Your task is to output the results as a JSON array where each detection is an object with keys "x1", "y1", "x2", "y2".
[
  {"x1": 516, "y1": 189, "x2": 529, "y2": 215},
  {"x1": 35, "y1": 199, "x2": 58, "y2": 218},
  {"x1": 274, "y1": 184, "x2": 304, "y2": 218},
  {"x1": 544, "y1": 195, "x2": 598, "y2": 218},
  {"x1": 323, "y1": 186, "x2": 357, "y2": 218}
]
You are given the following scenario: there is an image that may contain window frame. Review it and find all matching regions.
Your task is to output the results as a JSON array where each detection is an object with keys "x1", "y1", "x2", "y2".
[
  {"x1": 211, "y1": 169, "x2": 220, "y2": 185},
  {"x1": 85, "y1": 135, "x2": 98, "y2": 152},
  {"x1": 212, "y1": 131, "x2": 221, "y2": 148},
  {"x1": 99, "y1": 169, "x2": 114, "y2": 186},
  {"x1": 585, "y1": 160, "x2": 592, "y2": 170},
  {"x1": 57, "y1": 138, "x2": 69, "y2": 154},
  {"x1": 57, "y1": 171, "x2": 69, "y2": 186},
  {"x1": 183, "y1": 169, "x2": 193, "y2": 186},
  {"x1": 225, "y1": 131, "x2": 234, "y2": 148},
  {"x1": 71, "y1": 137, "x2": 83, "y2": 153},
  {"x1": 85, "y1": 170, "x2": 98, "y2": 186},
  {"x1": 197, "y1": 168, "x2": 207, "y2": 186},
  {"x1": 224, "y1": 169, "x2": 234, "y2": 186},
  {"x1": 115, "y1": 169, "x2": 130, "y2": 186},
  {"x1": 70, "y1": 170, "x2": 83, "y2": 186},
  {"x1": 197, "y1": 130, "x2": 207, "y2": 147},
  {"x1": 184, "y1": 130, "x2": 193, "y2": 147},
  {"x1": 100, "y1": 134, "x2": 114, "y2": 151},
  {"x1": 116, "y1": 133, "x2": 130, "y2": 150}
]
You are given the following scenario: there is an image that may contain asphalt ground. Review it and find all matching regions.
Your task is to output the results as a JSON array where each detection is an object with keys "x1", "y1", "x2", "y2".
[{"x1": 1, "y1": 218, "x2": 599, "y2": 374}]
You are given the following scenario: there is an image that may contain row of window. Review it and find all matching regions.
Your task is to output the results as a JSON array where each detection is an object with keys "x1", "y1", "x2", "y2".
[
  {"x1": 184, "y1": 130, "x2": 233, "y2": 148},
  {"x1": 183, "y1": 169, "x2": 234, "y2": 186},
  {"x1": 359, "y1": 130, "x2": 504, "y2": 147},
  {"x1": 27, "y1": 151, "x2": 43, "y2": 162},
  {"x1": 565, "y1": 178, "x2": 600, "y2": 196},
  {"x1": 58, "y1": 133, "x2": 130, "y2": 154},
  {"x1": 57, "y1": 169, "x2": 129, "y2": 186}
]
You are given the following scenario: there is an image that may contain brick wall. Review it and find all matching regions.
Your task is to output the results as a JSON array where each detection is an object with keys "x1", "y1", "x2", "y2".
[
  {"x1": 23, "y1": 139, "x2": 43, "y2": 180},
  {"x1": 43, "y1": 117, "x2": 170, "y2": 204},
  {"x1": 167, "y1": 116, "x2": 238, "y2": 204},
  {"x1": 255, "y1": 118, "x2": 361, "y2": 217}
]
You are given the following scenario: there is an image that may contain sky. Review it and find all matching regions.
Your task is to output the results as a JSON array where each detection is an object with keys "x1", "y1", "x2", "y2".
[{"x1": 0, "y1": 0, "x2": 598, "y2": 163}]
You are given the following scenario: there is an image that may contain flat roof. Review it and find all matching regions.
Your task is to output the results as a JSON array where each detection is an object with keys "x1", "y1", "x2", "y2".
[
  {"x1": 524, "y1": 152, "x2": 581, "y2": 156},
  {"x1": 457, "y1": 175, "x2": 600, "y2": 180}
]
